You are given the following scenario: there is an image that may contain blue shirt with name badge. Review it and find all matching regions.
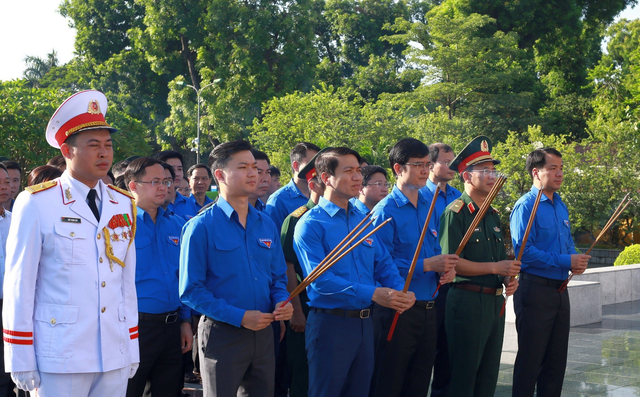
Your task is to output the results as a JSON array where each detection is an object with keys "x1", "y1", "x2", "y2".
[
  {"x1": 510, "y1": 186, "x2": 577, "y2": 280},
  {"x1": 135, "y1": 206, "x2": 190, "y2": 320},
  {"x1": 179, "y1": 196, "x2": 289, "y2": 327},
  {"x1": 371, "y1": 187, "x2": 440, "y2": 300},
  {"x1": 293, "y1": 197, "x2": 405, "y2": 310}
]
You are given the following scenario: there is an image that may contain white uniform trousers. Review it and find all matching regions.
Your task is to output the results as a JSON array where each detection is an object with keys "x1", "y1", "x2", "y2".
[{"x1": 34, "y1": 367, "x2": 129, "y2": 397}]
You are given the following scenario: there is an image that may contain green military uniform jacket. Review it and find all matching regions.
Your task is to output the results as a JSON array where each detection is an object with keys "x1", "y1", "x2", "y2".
[
  {"x1": 439, "y1": 192, "x2": 506, "y2": 288},
  {"x1": 280, "y1": 199, "x2": 316, "y2": 308}
]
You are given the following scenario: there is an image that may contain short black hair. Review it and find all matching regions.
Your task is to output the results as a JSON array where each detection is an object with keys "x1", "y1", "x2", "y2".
[
  {"x1": 161, "y1": 162, "x2": 176, "y2": 180},
  {"x1": 27, "y1": 165, "x2": 63, "y2": 186},
  {"x1": 112, "y1": 159, "x2": 132, "y2": 179},
  {"x1": 209, "y1": 140, "x2": 254, "y2": 183},
  {"x1": 124, "y1": 157, "x2": 163, "y2": 189},
  {"x1": 315, "y1": 147, "x2": 362, "y2": 188},
  {"x1": 361, "y1": 165, "x2": 387, "y2": 185},
  {"x1": 251, "y1": 149, "x2": 271, "y2": 165},
  {"x1": 0, "y1": 163, "x2": 7, "y2": 175},
  {"x1": 47, "y1": 155, "x2": 66, "y2": 170},
  {"x1": 428, "y1": 143, "x2": 454, "y2": 163},
  {"x1": 114, "y1": 175, "x2": 127, "y2": 190},
  {"x1": 187, "y1": 163, "x2": 213, "y2": 179},
  {"x1": 153, "y1": 150, "x2": 184, "y2": 167},
  {"x1": 1, "y1": 161, "x2": 22, "y2": 174},
  {"x1": 269, "y1": 165, "x2": 280, "y2": 177},
  {"x1": 526, "y1": 148, "x2": 563, "y2": 178},
  {"x1": 290, "y1": 142, "x2": 321, "y2": 165},
  {"x1": 388, "y1": 138, "x2": 429, "y2": 176}
]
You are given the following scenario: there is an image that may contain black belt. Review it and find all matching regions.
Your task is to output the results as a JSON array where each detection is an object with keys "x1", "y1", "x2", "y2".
[
  {"x1": 139, "y1": 311, "x2": 179, "y2": 324},
  {"x1": 313, "y1": 307, "x2": 371, "y2": 319},
  {"x1": 520, "y1": 273, "x2": 564, "y2": 289},
  {"x1": 454, "y1": 283, "x2": 503, "y2": 296},
  {"x1": 414, "y1": 300, "x2": 435, "y2": 309}
]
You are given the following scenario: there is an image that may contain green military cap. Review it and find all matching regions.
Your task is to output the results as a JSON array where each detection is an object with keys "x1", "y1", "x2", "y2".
[
  {"x1": 449, "y1": 135, "x2": 500, "y2": 174},
  {"x1": 297, "y1": 147, "x2": 332, "y2": 182}
]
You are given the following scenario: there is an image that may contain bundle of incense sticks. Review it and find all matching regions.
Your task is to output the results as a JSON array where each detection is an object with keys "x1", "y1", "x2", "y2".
[
  {"x1": 387, "y1": 183, "x2": 441, "y2": 341},
  {"x1": 280, "y1": 214, "x2": 392, "y2": 308},
  {"x1": 432, "y1": 174, "x2": 508, "y2": 298},
  {"x1": 558, "y1": 193, "x2": 632, "y2": 294},
  {"x1": 500, "y1": 186, "x2": 544, "y2": 317}
]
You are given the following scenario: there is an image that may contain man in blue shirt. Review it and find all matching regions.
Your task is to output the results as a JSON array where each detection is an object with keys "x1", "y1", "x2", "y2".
[
  {"x1": 293, "y1": 147, "x2": 415, "y2": 397},
  {"x1": 510, "y1": 148, "x2": 590, "y2": 397},
  {"x1": 266, "y1": 142, "x2": 320, "y2": 229},
  {"x1": 124, "y1": 157, "x2": 193, "y2": 397},
  {"x1": 250, "y1": 149, "x2": 271, "y2": 212},
  {"x1": 187, "y1": 164, "x2": 214, "y2": 212},
  {"x1": 180, "y1": 140, "x2": 293, "y2": 397},
  {"x1": 370, "y1": 138, "x2": 457, "y2": 397},
  {"x1": 155, "y1": 151, "x2": 198, "y2": 219},
  {"x1": 421, "y1": 142, "x2": 461, "y2": 397},
  {"x1": 352, "y1": 165, "x2": 389, "y2": 215}
]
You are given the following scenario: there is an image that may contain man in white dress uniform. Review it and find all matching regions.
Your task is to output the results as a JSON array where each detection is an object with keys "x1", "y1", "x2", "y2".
[{"x1": 2, "y1": 90, "x2": 140, "y2": 396}]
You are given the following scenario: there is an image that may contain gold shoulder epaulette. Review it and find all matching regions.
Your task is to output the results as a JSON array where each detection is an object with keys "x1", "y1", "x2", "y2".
[
  {"x1": 448, "y1": 199, "x2": 464, "y2": 214},
  {"x1": 108, "y1": 184, "x2": 134, "y2": 199},
  {"x1": 25, "y1": 180, "x2": 57, "y2": 194},
  {"x1": 291, "y1": 205, "x2": 308, "y2": 218}
]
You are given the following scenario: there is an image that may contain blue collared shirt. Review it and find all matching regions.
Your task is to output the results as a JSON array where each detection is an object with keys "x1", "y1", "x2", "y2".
[
  {"x1": 293, "y1": 197, "x2": 405, "y2": 310},
  {"x1": 135, "y1": 206, "x2": 190, "y2": 320},
  {"x1": 190, "y1": 193, "x2": 214, "y2": 212},
  {"x1": 510, "y1": 186, "x2": 576, "y2": 280},
  {"x1": 420, "y1": 180, "x2": 462, "y2": 229},
  {"x1": 169, "y1": 192, "x2": 198, "y2": 220},
  {"x1": 254, "y1": 198, "x2": 266, "y2": 212},
  {"x1": 350, "y1": 197, "x2": 371, "y2": 215},
  {"x1": 371, "y1": 186, "x2": 440, "y2": 300},
  {"x1": 179, "y1": 196, "x2": 289, "y2": 327},
  {"x1": 265, "y1": 179, "x2": 308, "y2": 229}
]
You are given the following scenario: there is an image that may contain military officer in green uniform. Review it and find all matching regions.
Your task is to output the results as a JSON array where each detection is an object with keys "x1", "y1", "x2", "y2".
[
  {"x1": 280, "y1": 148, "x2": 328, "y2": 397},
  {"x1": 439, "y1": 136, "x2": 520, "y2": 397}
]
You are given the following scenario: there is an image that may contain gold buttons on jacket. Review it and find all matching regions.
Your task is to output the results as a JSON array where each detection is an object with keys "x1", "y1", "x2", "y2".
[
  {"x1": 97, "y1": 234, "x2": 101, "y2": 240},
  {"x1": 101, "y1": 307, "x2": 106, "y2": 313},
  {"x1": 102, "y1": 281, "x2": 106, "y2": 287},
  {"x1": 99, "y1": 257, "x2": 104, "y2": 263},
  {"x1": 70, "y1": 232, "x2": 75, "y2": 237},
  {"x1": 50, "y1": 318, "x2": 56, "y2": 325}
]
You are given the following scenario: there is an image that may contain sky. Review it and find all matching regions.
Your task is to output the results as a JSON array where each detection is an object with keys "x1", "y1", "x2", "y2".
[{"x1": 1, "y1": 1, "x2": 640, "y2": 82}]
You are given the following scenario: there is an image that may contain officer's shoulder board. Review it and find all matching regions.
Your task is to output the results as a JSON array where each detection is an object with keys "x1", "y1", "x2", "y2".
[
  {"x1": 25, "y1": 180, "x2": 57, "y2": 194},
  {"x1": 291, "y1": 205, "x2": 308, "y2": 219},
  {"x1": 448, "y1": 199, "x2": 464, "y2": 214},
  {"x1": 108, "y1": 184, "x2": 134, "y2": 200}
]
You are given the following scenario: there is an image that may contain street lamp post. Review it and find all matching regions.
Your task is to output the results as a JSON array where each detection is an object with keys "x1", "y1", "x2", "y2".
[{"x1": 178, "y1": 78, "x2": 222, "y2": 164}]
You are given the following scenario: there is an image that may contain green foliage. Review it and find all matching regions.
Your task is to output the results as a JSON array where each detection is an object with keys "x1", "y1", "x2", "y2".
[
  {"x1": 0, "y1": 81, "x2": 151, "y2": 178},
  {"x1": 614, "y1": 244, "x2": 640, "y2": 266}
]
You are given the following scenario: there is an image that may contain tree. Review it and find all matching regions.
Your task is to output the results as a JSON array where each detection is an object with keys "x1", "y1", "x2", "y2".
[
  {"x1": 23, "y1": 50, "x2": 59, "y2": 88},
  {"x1": 0, "y1": 81, "x2": 151, "y2": 178}
]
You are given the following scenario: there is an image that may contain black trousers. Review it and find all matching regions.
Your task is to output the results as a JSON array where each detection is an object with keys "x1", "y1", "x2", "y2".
[
  {"x1": 126, "y1": 313, "x2": 183, "y2": 397},
  {"x1": 431, "y1": 283, "x2": 451, "y2": 397},
  {"x1": 512, "y1": 276, "x2": 570, "y2": 397},
  {"x1": 199, "y1": 317, "x2": 274, "y2": 397},
  {"x1": 371, "y1": 303, "x2": 437, "y2": 397}
]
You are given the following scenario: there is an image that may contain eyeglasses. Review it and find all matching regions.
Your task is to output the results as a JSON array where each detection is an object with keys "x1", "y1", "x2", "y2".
[
  {"x1": 364, "y1": 182, "x2": 392, "y2": 188},
  {"x1": 467, "y1": 170, "x2": 499, "y2": 178},
  {"x1": 405, "y1": 162, "x2": 433, "y2": 169},
  {"x1": 435, "y1": 160, "x2": 451, "y2": 167},
  {"x1": 135, "y1": 180, "x2": 173, "y2": 187}
]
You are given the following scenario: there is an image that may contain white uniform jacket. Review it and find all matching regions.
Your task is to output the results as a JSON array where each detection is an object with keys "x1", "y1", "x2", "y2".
[{"x1": 2, "y1": 172, "x2": 139, "y2": 373}]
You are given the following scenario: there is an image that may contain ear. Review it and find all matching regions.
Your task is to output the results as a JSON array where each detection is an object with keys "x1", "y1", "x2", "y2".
[
  {"x1": 461, "y1": 170, "x2": 471, "y2": 183},
  {"x1": 532, "y1": 168, "x2": 540, "y2": 181},
  {"x1": 321, "y1": 171, "x2": 332, "y2": 188},
  {"x1": 60, "y1": 144, "x2": 72, "y2": 159},
  {"x1": 128, "y1": 180, "x2": 138, "y2": 194},
  {"x1": 214, "y1": 169, "x2": 225, "y2": 186},
  {"x1": 292, "y1": 161, "x2": 301, "y2": 173},
  {"x1": 393, "y1": 163, "x2": 403, "y2": 177}
]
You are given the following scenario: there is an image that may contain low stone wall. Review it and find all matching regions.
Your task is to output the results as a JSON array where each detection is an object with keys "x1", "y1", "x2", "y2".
[
  {"x1": 505, "y1": 263, "x2": 640, "y2": 327},
  {"x1": 584, "y1": 248, "x2": 622, "y2": 267}
]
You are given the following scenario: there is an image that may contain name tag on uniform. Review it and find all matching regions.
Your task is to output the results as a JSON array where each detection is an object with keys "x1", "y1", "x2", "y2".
[
  {"x1": 473, "y1": 227, "x2": 482, "y2": 233},
  {"x1": 258, "y1": 238, "x2": 273, "y2": 249},
  {"x1": 168, "y1": 236, "x2": 180, "y2": 246},
  {"x1": 61, "y1": 217, "x2": 81, "y2": 224}
]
